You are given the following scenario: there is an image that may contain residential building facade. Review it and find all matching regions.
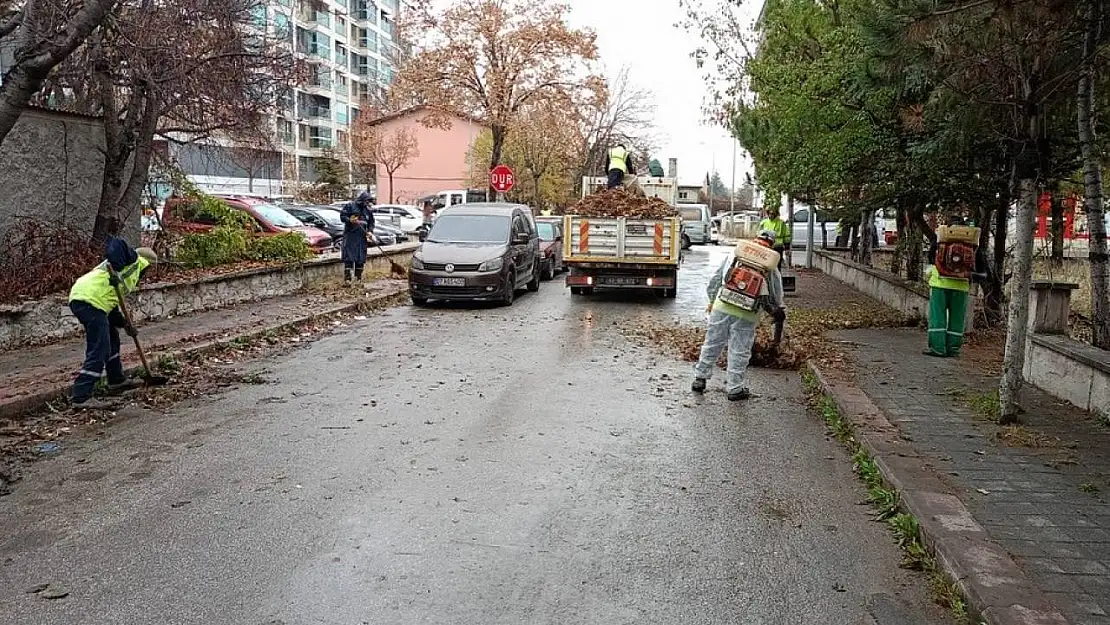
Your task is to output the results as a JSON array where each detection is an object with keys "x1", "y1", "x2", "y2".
[
  {"x1": 170, "y1": 0, "x2": 404, "y2": 198},
  {"x1": 362, "y1": 106, "x2": 486, "y2": 205}
]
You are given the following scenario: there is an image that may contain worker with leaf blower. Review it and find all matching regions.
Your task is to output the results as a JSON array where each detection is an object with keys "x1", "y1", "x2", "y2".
[
  {"x1": 341, "y1": 190, "x2": 376, "y2": 283},
  {"x1": 924, "y1": 216, "x2": 982, "y2": 358},
  {"x1": 692, "y1": 230, "x2": 787, "y2": 401},
  {"x1": 68, "y1": 238, "x2": 158, "y2": 410}
]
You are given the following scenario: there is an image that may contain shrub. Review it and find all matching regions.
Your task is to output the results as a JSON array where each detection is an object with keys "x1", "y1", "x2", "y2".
[
  {"x1": 245, "y1": 232, "x2": 313, "y2": 262},
  {"x1": 174, "y1": 226, "x2": 249, "y2": 268},
  {"x1": 0, "y1": 220, "x2": 102, "y2": 304}
]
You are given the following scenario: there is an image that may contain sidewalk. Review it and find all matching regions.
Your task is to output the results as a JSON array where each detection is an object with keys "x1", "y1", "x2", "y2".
[
  {"x1": 823, "y1": 327, "x2": 1110, "y2": 625},
  {"x1": 0, "y1": 280, "x2": 407, "y2": 419}
]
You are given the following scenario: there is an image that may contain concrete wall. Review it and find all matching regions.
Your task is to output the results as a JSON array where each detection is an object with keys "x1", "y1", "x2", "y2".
[
  {"x1": 1024, "y1": 333, "x2": 1110, "y2": 416},
  {"x1": 0, "y1": 243, "x2": 417, "y2": 351},
  {"x1": 813, "y1": 251, "x2": 930, "y2": 321},
  {"x1": 0, "y1": 109, "x2": 107, "y2": 239}
]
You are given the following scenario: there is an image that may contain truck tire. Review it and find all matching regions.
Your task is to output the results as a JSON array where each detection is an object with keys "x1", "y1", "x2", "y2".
[
  {"x1": 681, "y1": 233, "x2": 692, "y2": 250},
  {"x1": 665, "y1": 288, "x2": 677, "y2": 299}
]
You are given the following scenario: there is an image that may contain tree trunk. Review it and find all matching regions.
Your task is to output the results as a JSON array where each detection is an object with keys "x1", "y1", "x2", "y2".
[
  {"x1": 891, "y1": 203, "x2": 906, "y2": 276},
  {"x1": 987, "y1": 187, "x2": 1011, "y2": 316},
  {"x1": 117, "y1": 103, "x2": 160, "y2": 226},
  {"x1": 488, "y1": 125, "x2": 506, "y2": 199},
  {"x1": 387, "y1": 170, "x2": 395, "y2": 203},
  {"x1": 1079, "y1": 0, "x2": 1110, "y2": 349},
  {"x1": 785, "y1": 194, "x2": 795, "y2": 267},
  {"x1": 859, "y1": 210, "x2": 875, "y2": 266},
  {"x1": 1050, "y1": 188, "x2": 1064, "y2": 264},
  {"x1": 0, "y1": 0, "x2": 116, "y2": 147},
  {"x1": 1000, "y1": 175, "x2": 1038, "y2": 423}
]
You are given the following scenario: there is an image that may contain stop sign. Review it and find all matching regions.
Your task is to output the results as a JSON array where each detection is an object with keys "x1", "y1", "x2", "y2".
[{"x1": 490, "y1": 164, "x2": 515, "y2": 193}]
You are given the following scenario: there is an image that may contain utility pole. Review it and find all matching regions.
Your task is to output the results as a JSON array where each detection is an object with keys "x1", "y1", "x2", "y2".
[{"x1": 729, "y1": 139, "x2": 737, "y2": 215}]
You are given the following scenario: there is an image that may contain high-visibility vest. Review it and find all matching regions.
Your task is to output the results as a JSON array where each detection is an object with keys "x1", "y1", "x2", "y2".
[
  {"x1": 69, "y1": 256, "x2": 150, "y2": 313},
  {"x1": 758, "y1": 217, "x2": 791, "y2": 245},
  {"x1": 926, "y1": 265, "x2": 970, "y2": 293},
  {"x1": 608, "y1": 147, "x2": 629, "y2": 173}
]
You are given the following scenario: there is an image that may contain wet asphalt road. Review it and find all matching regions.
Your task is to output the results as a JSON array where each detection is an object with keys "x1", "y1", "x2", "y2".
[{"x1": 0, "y1": 247, "x2": 948, "y2": 625}]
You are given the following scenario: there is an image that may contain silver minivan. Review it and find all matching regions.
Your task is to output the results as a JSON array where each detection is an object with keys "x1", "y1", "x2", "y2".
[{"x1": 679, "y1": 203, "x2": 717, "y2": 245}]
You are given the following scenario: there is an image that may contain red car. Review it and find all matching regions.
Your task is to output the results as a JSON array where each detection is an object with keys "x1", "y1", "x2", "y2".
[
  {"x1": 535, "y1": 218, "x2": 565, "y2": 280},
  {"x1": 163, "y1": 195, "x2": 333, "y2": 252}
]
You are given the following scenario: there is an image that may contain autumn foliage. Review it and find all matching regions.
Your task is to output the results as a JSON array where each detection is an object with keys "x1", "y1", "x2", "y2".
[{"x1": 394, "y1": 0, "x2": 604, "y2": 196}]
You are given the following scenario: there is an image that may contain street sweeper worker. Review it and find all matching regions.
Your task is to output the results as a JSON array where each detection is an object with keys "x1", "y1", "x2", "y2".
[
  {"x1": 692, "y1": 229, "x2": 786, "y2": 401},
  {"x1": 68, "y1": 238, "x2": 158, "y2": 409}
]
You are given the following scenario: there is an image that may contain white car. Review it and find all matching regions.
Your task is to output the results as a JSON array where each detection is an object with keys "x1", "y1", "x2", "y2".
[{"x1": 372, "y1": 204, "x2": 426, "y2": 233}]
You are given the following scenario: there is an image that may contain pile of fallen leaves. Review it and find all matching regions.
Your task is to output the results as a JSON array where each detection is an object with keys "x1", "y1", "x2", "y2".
[
  {"x1": 569, "y1": 189, "x2": 679, "y2": 219},
  {"x1": 622, "y1": 302, "x2": 912, "y2": 371}
]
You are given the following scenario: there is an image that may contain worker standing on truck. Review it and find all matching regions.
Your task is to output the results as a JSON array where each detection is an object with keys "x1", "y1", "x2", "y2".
[
  {"x1": 68, "y1": 238, "x2": 158, "y2": 410},
  {"x1": 606, "y1": 143, "x2": 635, "y2": 190},
  {"x1": 758, "y1": 207, "x2": 791, "y2": 269},
  {"x1": 692, "y1": 230, "x2": 787, "y2": 401}
]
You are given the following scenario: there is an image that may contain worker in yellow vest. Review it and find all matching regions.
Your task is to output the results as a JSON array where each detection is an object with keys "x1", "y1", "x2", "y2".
[
  {"x1": 924, "y1": 217, "x2": 980, "y2": 358},
  {"x1": 68, "y1": 239, "x2": 158, "y2": 409},
  {"x1": 606, "y1": 144, "x2": 635, "y2": 190},
  {"x1": 757, "y1": 208, "x2": 791, "y2": 269}
]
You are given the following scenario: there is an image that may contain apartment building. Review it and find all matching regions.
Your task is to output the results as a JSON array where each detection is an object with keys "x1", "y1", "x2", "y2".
[{"x1": 166, "y1": 0, "x2": 404, "y2": 197}]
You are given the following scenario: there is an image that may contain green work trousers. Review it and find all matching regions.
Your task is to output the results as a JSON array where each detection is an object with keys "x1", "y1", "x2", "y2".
[{"x1": 927, "y1": 286, "x2": 968, "y2": 357}]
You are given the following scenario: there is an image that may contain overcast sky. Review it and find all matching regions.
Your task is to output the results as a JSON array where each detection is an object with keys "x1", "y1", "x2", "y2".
[{"x1": 564, "y1": 0, "x2": 762, "y2": 189}]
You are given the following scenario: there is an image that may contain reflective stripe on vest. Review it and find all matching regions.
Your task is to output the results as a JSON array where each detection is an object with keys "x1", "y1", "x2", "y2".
[
  {"x1": 69, "y1": 256, "x2": 150, "y2": 312},
  {"x1": 608, "y1": 147, "x2": 628, "y2": 173}
]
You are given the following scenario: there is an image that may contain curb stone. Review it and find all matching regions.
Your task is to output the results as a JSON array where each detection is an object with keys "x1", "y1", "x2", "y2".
[
  {"x1": 806, "y1": 361, "x2": 1070, "y2": 625},
  {"x1": 0, "y1": 286, "x2": 408, "y2": 421}
]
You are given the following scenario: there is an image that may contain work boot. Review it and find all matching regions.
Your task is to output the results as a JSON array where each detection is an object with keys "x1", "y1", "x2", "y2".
[
  {"x1": 922, "y1": 349, "x2": 946, "y2": 358},
  {"x1": 344, "y1": 268, "x2": 354, "y2": 283},
  {"x1": 106, "y1": 378, "x2": 144, "y2": 395},
  {"x1": 727, "y1": 388, "x2": 752, "y2": 402},
  {"x1": 72, "y1": 397, "x2": 116, "y2": 411},
  {"x1": 691, "y1": 378, "x2": 707, "y2": 393}
]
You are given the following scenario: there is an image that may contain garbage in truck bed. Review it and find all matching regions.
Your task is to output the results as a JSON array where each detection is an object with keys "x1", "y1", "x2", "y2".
[{"x1": 568, "y1": 189, "x2": 680, "y2": 220}]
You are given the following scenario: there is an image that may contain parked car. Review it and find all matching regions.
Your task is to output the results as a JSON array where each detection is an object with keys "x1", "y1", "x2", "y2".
[
  {"x1": 372, "y1": 204, "x2": 426, "y2": 233},
  {"x1": 409, "y1": 203, "x2": 541, "y2": 306},
  {"x1": 535, "y1": 218, "x2": 565, "y2": 280},
  {"x1": 418, "y1": 189, "x2": 490, "y2": 210},
  {"x1": 162, "y1": 196, "x2": 333, "y2": 252},
  {"x1": 679, "y1": 203, "x2": 717, "y2": 245},
  {"x1": 285, "y1": 204, "x2": 405, "y2": 247}
]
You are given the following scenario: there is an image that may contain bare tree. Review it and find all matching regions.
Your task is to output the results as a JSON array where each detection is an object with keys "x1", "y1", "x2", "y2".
[
  {"x1": 0, "y1": 0, "x2": 117, "y2": 147},
  {"x1": 575, "y1": 67, "x2": 657, "y2": 188},
  {"x1": 39, "y1": 0, "x2": 299, "y2": 243},
  {"x1": 351, "y1": 117, "x2": 419, "y2": 203},
  {"x1": 394, "y1": 0, "x2": 603, "y2": 197}
]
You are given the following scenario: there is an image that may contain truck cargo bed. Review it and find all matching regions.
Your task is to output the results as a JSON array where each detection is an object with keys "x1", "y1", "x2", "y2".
[{"x1": 563, "y1": 216, "x2": 681, "y2": 265}]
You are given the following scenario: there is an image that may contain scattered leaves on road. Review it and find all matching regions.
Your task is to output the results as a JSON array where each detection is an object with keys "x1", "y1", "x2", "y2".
[{"x1": 621, "y1": 298, "x2": 910, "y2": 371}]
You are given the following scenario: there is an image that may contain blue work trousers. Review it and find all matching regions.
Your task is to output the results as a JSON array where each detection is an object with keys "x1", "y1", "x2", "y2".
[{"x1": 70, "y1": 301, "x2": 127, "y2": 402}]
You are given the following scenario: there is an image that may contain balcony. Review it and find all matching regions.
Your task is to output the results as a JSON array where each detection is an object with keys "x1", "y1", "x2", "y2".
[
  {"x1": 279, "y1": 131, "x2": 295, "y2": 146},
  {"x1": 303, "y1": 106, "x2": 332, "y2": 121},
  {"x1": 309, "y1": 136, "x2": 334, "y2": 149},
  {"x1": 298, "y1": 42, "x2": 330, "y2": 62},
  {"x1": 299, "y1": 10, "x2": 331, "y2": 28},
  {"x1": 335, "y1": 82, "x2": 349, "y2": 97}
]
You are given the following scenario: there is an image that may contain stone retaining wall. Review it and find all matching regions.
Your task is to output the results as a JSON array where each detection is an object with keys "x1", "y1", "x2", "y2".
[
  {"x1": 0, "y1": 244, "x2": 417, "y2": 351},
  {"x1": 812, "y1": 250, "x2": 980, "y2": 332}
]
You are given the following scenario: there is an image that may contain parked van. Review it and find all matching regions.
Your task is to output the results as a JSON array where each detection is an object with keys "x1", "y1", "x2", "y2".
[
  {"x1": 419, "y1": 189, "x2": 491, "y2": 210},
  {"x1": 678, "y1": 203, "x2": 718, "y2": 245}
]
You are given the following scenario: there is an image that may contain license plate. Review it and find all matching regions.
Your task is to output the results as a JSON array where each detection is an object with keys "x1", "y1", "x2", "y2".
[
  {"x1": 600, "y1": 276, "x2": 641, "y2": 286},
  {"x1": 432, "y1": 277, "x2": 466, "y2": 286}
]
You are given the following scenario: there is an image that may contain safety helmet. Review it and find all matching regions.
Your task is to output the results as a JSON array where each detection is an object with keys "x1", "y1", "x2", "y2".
[{"x1": 757, "y1": 229, "x2": 777, "y2": 245}]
